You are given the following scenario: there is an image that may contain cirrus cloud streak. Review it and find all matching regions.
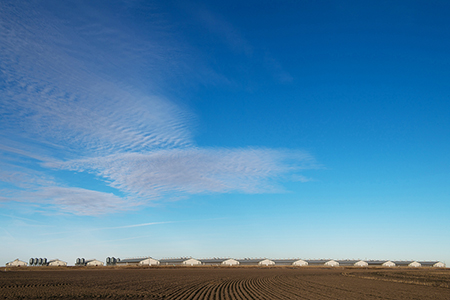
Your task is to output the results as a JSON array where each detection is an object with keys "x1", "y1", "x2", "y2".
[
  {"x1": 49, "y1": 147, "x2": 317, "y2": 199},
  {"x1": 0, "y1": 1, "x2": 319, "y2": 215}
]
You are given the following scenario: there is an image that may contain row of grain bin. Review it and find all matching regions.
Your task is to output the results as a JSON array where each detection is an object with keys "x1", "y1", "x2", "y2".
[
  {"x1": 5, "y1": 258, "x2": 67, "y2": 267},
  {"x1": 5, "y1": 258, "x2": 101, "y2": 267}
]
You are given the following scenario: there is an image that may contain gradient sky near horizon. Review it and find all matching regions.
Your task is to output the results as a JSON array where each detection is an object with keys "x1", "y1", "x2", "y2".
[{"x1": 1, "y1": 0, "x2": 449, "y2": 266}]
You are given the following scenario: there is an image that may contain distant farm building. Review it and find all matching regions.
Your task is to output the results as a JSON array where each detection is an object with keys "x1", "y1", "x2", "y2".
[
  {"x1": 364, "y1": 260, "x2": 396, "y2": 267},
  {"x1": 324, "y1": 260, "x2": 339, "y2": 267},
  {"x1": 305, "y1": 259, "x2": 329, "y2": 266},
  {"x1": 139, "y1": 258, "x2": 160, "y2": 266},
  {"x1": 48, "y1": 259, "x2": 67, "y2": 266},
  {"x1": 259, "y1": 259, "x2": 275, "y2": 266},
  {"x1": 337, "y1": 260, "x2": 357, "y2": 267},
  {"x1": 408, "y1": 261, "x2": 421, "y2": 268},
  {"x1": 85, "y1": 259, "x2": 104, "y2": 266},
  {"x1": 6, "y1": 259, "x2": 27, "y2": 267},
  {"x1": 354, "y1": 260, "x2": 369, "y2": 267},
  {"x1": 237, "y1": 258, "x2": 262, "y2": 266},
  {"x1": 393, "y1": 261, "x2": 421, "y2": 267},
  {"x1": 222, "y1": 259, "x2": 239, "y2": 266},
  {"x1": 366, "y1": 260, "x2": 391, "y2": 267},
  {"x1": 159, "y1": 258, "x2": 201, "y2": 266},
  {"x1": 293, "y1": 259, "x2": 308, "y2": 266},
  {"x1": 237, "y1": 258, "x2": 275, "y2": 266},
  {"x1": 75, "y1": 258, "x2": 103, "y2": 266},
  {"x1": 117, "y1": 257, "x2": 160, "y2": 266},
  {"x1": 382, "y1": 261, "x2": 396, "y2": 267},
  {"x1": 419, "y1": 261, "x2": 445, "y2": 268},
  {"x1": 199, "y1": 258, "x2": 239, "y2": 266},
  {"x1": 272, "y1": 259, "x2": 308, "y2": 266},
  {"x1": 337, "y1": 260, "x2": 368, "y2": 267}
]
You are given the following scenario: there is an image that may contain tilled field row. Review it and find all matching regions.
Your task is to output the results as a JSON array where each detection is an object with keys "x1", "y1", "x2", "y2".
[{"x1": 1, "y1": 268, "x2": 449, "y2": 299}]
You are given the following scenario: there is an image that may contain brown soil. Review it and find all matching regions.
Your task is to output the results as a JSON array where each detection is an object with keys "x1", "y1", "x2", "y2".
[{"x1": 0, "y1": 267, "x2": 449, "y2": 299}]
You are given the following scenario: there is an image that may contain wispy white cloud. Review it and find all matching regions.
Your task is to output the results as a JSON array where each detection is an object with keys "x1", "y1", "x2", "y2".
[
  {"x1": 49, "y1": 148, "x2": 317, "y2": 199},
  {"x1": 1, "y1": 183, "x2": 137, "y2": 215},
  {"x1": 0, "y1": 144, "x2": 54, "y2": 163},
  {"x1": 0, "y1": 1, "x2": 193, "y2": 156},
  {"x1": 0, "y1": 163, "x2": 56, "y2": 190},
  {"x1": 291, "y1": 174, "x2": 314, "y2": 183},
  {"x1": 0, "y1": 1, "x2": 318, "y2": 215},
  {"x1": 28, "y1": 187, "x2": 133, "y2": 215},
  {"x1": 41, "y1": 221, "x2": 173, "y2": 236},
  {"x1": 0, "y1": 213, "x2": 47, "y2": 225},
  {"x1": 98, "y1": 234, "x2": 158, "y2": 243}
]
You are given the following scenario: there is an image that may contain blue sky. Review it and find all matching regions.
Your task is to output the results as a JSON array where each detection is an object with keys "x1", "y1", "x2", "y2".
[{"x1": 1, "y1": 0, "x2": 449, "y2": 266}]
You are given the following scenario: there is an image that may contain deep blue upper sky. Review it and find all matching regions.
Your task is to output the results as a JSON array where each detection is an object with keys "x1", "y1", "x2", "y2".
[{"x1": 0, "y1": 0, "x2": 449, "y2": 265}]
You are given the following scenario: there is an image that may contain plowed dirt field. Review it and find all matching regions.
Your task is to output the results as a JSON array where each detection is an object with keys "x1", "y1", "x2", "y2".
[{"x1": 1, "y1": 267, "x2": 449, "y2": 299}]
